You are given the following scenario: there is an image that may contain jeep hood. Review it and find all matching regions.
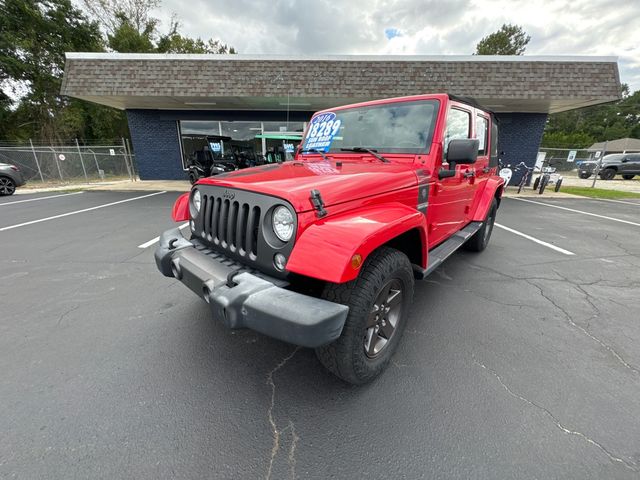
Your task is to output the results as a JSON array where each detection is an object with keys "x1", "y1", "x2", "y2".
[{"x1": 197, "y1": 160, "x2": 418, "y2": 212}]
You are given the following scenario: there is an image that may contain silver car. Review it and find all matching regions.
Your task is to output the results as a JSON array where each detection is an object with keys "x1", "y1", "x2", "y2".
[{"x1": 0, "y1": 163, "x2": 27, "y2": 195}]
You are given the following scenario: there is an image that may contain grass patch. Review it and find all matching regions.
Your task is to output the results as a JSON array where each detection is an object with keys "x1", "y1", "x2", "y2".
[{"x1": 560, "y1": 186, "x2": 640, "y2": 199}]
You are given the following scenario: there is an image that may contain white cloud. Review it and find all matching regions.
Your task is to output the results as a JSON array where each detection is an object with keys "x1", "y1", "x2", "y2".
[{"x1": 154, "y1": 0, "x2": 640, "y2": 90}]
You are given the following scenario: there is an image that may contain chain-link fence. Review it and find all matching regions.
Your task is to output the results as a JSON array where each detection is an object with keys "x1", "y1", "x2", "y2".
[
  {"x1": 0, "y1": 139, "x2": 136, "y2": 186},
  {"x1": 537, "y1": 148, "x2": 592, "y2": 173}
]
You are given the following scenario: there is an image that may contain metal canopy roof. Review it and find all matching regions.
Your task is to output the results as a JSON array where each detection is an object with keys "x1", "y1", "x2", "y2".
[{"x1": 61, "y1": 53, "x2": 621, "y2": 114}]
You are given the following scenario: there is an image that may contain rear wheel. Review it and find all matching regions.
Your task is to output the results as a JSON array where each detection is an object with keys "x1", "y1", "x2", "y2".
[
  {"x1": 622, "y1": 174, "x2": 635, "y2": 180},
  {"x1": 533, "y1": 177, "x2": 540, "y2": 191},
  {"x1": 315, "y1": 247, "x2": 414, "y2": 385},
  {"x1": 554, "y1": 178, "x2": 563, "y2": 192},
  {"x1": 0, "y1": 176, "x2": 16, "y2": 196},
  {"x1": 600, "y1": 168, "x2": 616, "y2": 180},
  {"x1": 517, "y1": 177, "x2": 526, "y2": 194},
  {"x1": 464, "y1": 198, "x2": 497, "y2": 252}
]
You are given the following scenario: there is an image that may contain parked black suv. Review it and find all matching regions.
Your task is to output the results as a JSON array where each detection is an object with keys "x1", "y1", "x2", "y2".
[{"x1": 578, "y1": 153, "x2": 640, "y2": 180}]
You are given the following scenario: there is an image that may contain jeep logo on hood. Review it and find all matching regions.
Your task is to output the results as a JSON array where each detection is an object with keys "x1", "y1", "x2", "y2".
[{"x1": 222, "y1": 190, "x2": 235, "y2": 200}]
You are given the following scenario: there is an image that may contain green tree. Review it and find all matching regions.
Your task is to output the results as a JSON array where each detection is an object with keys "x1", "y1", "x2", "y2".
[
  {"x1": 0, "y1": 0, "x2": 107, "y2": 142},
  {"x1": 542, "y1": 86, "x2": 640, "y2": 147},
  {"x1": 108, "y1": 12, "x2": 156, "y2": 52},
  {"x1": 475, "y1": 24, "x2": 530, "y2": 55},
  {"x1": 156, "y1": 19, "x2": 236, "y2": 54}
]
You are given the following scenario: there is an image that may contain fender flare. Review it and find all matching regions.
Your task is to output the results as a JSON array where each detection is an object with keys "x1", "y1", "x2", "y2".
[
  {"x1": 471, "y1": 177, "x2": 504, "y2": 222},
  {"x1": 286, "y1": 202, "x2": 427, "y2": 284},
  {"x1": 172, "y1": 192, "x2": 190, "y2": 222}
]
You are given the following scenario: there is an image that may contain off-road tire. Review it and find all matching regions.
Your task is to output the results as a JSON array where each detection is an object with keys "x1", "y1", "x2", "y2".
[
  {"x1": 622, "y1": 174, "x2": 635, "y2": 180},
  {"x1": 533, "y1": 177, "x2": 540, "y2": 191},
  {"x1": 0, "y1": 176, "x2": 16, "y2": 196},
  {"x1": 600, "y1": 168, "x2": 616, "y2": 180},
  {"x1": 464, "y1": 198, "x2": 497, "y2": 252},
  {"x1": 188, "y1": 171, "x2": 198, "y2": 185},
  {"x1": 578, "y1": 172, "x2": 591, "y2": 179},
  {"x1": 554, "y1": 178, "x2": 563, "y2": 192},
  {"x1": 315, "y1": 247, "x2": 414, "y2": 384},
  {"x1": 539, "y1": 176, "x2": 549, "y2": 194}
]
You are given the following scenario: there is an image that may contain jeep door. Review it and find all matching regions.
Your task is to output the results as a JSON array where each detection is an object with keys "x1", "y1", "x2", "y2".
[{"x1": 428, "y1": 103, "x2": 476, "y2": 247}]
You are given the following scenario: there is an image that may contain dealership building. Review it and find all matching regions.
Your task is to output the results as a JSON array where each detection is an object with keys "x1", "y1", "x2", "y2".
[{"x1": 60, "y1": 53, "x2": 620, "y2": 180}]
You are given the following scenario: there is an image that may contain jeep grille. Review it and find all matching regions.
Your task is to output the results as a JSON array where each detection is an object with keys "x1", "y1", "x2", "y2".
[{"x1": 201, "y1": 194, "x2": 261, "y2": 259}]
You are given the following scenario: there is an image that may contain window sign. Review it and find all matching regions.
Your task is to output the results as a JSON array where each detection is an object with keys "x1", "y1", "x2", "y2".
[
  {"x1": 303, "y1": 112, "x2": 342, "y2": 152},
  {"x1": 283, "y1": 143, "x2": 295, "y2": 153},
  {"x1": 209, "y1": 142, "x2": 222, "y2": 153}
]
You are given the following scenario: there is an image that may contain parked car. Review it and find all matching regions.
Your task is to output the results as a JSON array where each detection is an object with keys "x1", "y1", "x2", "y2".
[
  {"x1": 578, "y1": 153, "x2": 640, "y2": 180},
  {"x1": 187, "y1": 150, "x2": 236, "y2": 184},
  {"x1": 155, "y1": 93, "x2": 504, "y2": 384},
  {"x1": 0, "y1": 163, "x2": 26, "y2": 195}
]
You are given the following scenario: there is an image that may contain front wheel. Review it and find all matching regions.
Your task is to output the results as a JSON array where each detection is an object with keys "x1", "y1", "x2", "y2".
[
  {"x1": 517, "y1": 177, "x2": 526, "y2": 194},
  {"x1": 315, "y1": 247, "x2": 414, "y2": 384},
  {"x1": 0, "y1": 176, "x2": 16, "y2": 196},
  {"x1": 464, "y1": 198, "x2": 497, "y2": 252},
  {"x1": 533, "y1": 177, "x2": 540, "y2": 191},
  {"x1": 539, "y1": 176, "x2": 549, "y2": 194}
]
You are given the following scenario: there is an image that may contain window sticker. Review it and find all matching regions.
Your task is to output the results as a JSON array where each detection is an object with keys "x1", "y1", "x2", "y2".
[
  {"x1": 303, "y1": 112, "x2": 342, "y2": 153},
  {"x1": 209, "y1": 142, "x2": 222, "y2": 152}
]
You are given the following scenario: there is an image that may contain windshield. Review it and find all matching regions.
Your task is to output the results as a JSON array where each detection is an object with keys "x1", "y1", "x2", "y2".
[{"x1": 302, "y1": 99, "x2": 439, "y2": 154}]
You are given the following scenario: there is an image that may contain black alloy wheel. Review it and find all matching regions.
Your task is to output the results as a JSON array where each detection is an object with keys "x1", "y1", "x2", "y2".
[{"x1": 0, "y1": 176, "x2": 16, "y2": 196}]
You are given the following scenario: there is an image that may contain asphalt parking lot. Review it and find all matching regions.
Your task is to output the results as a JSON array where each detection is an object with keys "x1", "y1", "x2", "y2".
[{"x1": 1, "y1": 190, "x2": 640, "y2": 479}]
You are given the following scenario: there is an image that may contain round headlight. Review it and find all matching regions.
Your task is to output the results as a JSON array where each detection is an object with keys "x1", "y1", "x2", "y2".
[
  {"x1": 272, "y1": 206, "x2": 294, "y2": 242},
  {"x1": 190, "y1": 189, "x2": 201, "y2": 218}
]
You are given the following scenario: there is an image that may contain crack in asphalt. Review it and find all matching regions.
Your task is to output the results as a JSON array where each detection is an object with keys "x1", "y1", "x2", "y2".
[
  {"x1": 526, "y1": 278, "x2": 640, "y2": 377},
  {"x1": 265, "y1": 347, "x2": 300, "y2": 480},
  {"x1": 56, "y1": 304, "x2": 80, "y2": 327},
  {"x1": 474, "y1": 360, "x2": 639, "y2": 472}
]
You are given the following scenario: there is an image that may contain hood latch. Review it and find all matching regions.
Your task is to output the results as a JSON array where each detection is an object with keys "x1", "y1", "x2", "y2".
[{"x1": 309, "y1": 189, "x2": 328, "y2": 218}]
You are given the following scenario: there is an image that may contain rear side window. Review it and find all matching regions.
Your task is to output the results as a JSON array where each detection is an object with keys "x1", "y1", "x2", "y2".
[
  {"x1": 476, "y1": 115, "x2": 489, "y2": 155},
  {"x1": 444, "y1": 108, "x2": 471, "y2": 156},
  {"x1": 489, "y1": 120, "x2": 499, "y2": 167}
]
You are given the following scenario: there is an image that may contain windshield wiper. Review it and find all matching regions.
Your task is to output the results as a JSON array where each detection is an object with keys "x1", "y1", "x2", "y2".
[
  {"x1": 340, "y1": 147, "x2": 390, "y2": 163},
  {"x1": 301, "y1": 148, "x2": 331, "y2": 162}
]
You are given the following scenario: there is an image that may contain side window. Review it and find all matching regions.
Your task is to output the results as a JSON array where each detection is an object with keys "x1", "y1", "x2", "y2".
[
  {"x1": 444, "y1": 108, "x2": 471, "y2": 156},
  {"x1": 476, "y1": 115, "x2": 489, "y2": 155},
  {"x1": 489, "y1": 120, "x2": 499, "y2": 168}
]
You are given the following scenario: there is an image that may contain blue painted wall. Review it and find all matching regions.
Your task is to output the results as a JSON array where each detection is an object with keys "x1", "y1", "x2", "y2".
[
  {"x1": 126, "y1": 110, "x2": 185, "y2": 180},
  {"x1": 495, "y1": 113, "x2": 548, "y2": 186},
  {"x1": 126, "y1": 109, "x2": 548, "y2": 182}
]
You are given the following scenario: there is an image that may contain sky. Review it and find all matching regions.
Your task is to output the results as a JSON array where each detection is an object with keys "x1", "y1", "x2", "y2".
[{"x1": 152, "y1": 0, "x2": 640, "y2": 92}]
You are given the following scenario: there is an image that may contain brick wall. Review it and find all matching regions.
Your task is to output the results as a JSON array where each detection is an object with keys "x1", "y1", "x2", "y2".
[
  {"x1": 496, "y1": 113, "x2": 548, "y2": 186},
  {"x1": 126, "y1": 110, "x2": 185, "y2": 180}
]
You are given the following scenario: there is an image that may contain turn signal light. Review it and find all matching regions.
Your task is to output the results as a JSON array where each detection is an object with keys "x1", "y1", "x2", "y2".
[{"x1": 351, "y1": 254, "x2": 363, "y2": 269}]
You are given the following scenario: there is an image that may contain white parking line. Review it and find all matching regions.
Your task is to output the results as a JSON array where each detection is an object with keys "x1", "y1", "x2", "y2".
[
  {"x1": 587, "y1": 197, "x2": 640, "y2": 207},
  {"x1": 0, "y1": 191, "x2": 83, "y2": 206},
  {"x1": 509, "y1": 197, "x2": 640, "y2": 227},
  {"x1": 0, "y1": 191, "x2": 166, "y2": 232},
  {"x1": 494, "y1": 223, "x2": 575, "y2": 256},
  {"x1": 137, "y1": 223, "x2": 190, "y2": 249}
]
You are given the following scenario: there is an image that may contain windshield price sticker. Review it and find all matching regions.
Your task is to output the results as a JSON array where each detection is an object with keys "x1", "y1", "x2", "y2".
[{"x1": 303, "y1": 112, "x2": 342, "y2": 152}]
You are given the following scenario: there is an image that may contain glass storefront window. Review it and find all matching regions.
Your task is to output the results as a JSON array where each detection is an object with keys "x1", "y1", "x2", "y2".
[{"x1": 179, "y1": 120, "x2": 306, "y2": 169}]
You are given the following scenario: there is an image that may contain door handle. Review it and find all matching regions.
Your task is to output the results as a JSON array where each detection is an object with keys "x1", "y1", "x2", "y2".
[
  {"x1": 462, "y1": 170, "x2": 476, "y2": 179},
  {"x1": 482, "y1": 167, "x2": 491, "y2": 174}
]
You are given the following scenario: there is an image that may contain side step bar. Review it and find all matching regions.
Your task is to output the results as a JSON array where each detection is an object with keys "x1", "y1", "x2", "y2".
[{"x1": 413, "y1": 222, "x2": 483, "y2": 279}]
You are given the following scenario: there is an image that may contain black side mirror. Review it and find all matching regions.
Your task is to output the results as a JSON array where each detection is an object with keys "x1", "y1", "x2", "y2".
[{"x1": 446, "y1": 139, "x2": 479, "y2": 165}]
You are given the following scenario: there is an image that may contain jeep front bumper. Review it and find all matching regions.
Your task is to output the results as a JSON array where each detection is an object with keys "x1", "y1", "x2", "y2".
[{"x1": 154, "y1": 228, "x2": 348, "y2": 348}]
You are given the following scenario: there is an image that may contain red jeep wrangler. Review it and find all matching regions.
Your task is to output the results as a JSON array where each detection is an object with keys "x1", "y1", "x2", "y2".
[{"x1": 156, "y1": 94, "x2": 504, "y2": 384}]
